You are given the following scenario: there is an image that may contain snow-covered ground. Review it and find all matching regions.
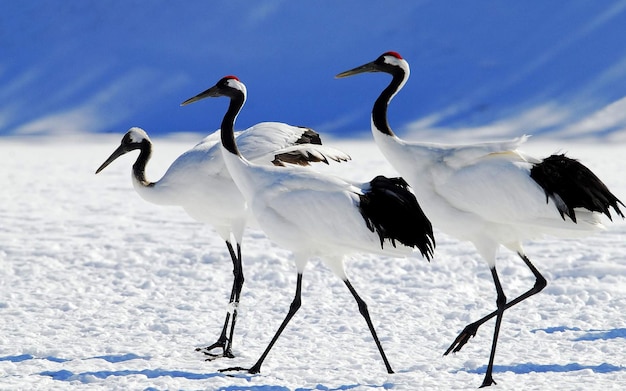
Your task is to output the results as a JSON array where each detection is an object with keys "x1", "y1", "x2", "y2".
[{"x1": 1, "y1": 135, "x2": 625, "y2": 390}]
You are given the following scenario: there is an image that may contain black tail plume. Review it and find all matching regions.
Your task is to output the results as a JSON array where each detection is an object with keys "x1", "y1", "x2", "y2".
[
  {"x1": 359, "y1": 176, "x2": 435, "y2": 260},
  {"x1": 530, "y1": 154, "x2": 624, "y2": 222}
]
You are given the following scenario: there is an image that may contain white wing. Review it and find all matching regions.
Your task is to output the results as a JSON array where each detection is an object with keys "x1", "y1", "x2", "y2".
[
  {"x1": 440, "y1": 135, "x2": 531, "y2": 169},
  {"x1": 236, "y1": 122, "x2": 350, "y2": 165},
  {"x1": 433, "y1": 150, "x2": 603, "y2": 232},
  {"x1": 244, "y1": 166, "x2": 412, "y2": 257},
  {"x1": 156, "y1": 122, "x2": 348, "y2": 190}
]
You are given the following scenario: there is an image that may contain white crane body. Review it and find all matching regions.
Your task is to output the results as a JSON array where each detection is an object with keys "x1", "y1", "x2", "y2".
[
  {"x1": 337, "y1": 51, "x2": 623, "y2": 388},
  {"x1": 183, "y1": 75, "x2": 434, "y2": 375}
]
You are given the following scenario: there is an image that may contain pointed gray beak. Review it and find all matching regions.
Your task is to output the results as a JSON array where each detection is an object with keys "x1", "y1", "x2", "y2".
[
  {"x1": 180, "y1": 85, "x2": 221, "y2": 106},
  {"x1": 95, "y1": 144, "x2": 127, "y2": 174},
  {"x1": 335, "y1": 61, "x2": 380, "y2": 79}
]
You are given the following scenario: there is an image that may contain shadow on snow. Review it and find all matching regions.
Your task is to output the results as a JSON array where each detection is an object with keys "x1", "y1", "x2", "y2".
[
  {"x1": 463, "y1": 362, "x2": 624, "y2": 375},
  {"x1": 0, "y1": 353, "x2": 148, "y2": 363},
  {"x1": 454, "y1": 326, "x2": 626, "y2": 375},
  {"x1": 39, "y1": 369, "x2": 393, "y2": 390},
  {"x1": 1, "y1": 353, "x2": 392, "y2": 389},
  {"x1": 531, "y1": 326, "x2": 626, "y2": 341},
  {"x1": 0, "y1": 354, "x2": 69, "y2": 363},
  {"x1": 40, "y1": 369, "x2": 224, "y2": 382}
]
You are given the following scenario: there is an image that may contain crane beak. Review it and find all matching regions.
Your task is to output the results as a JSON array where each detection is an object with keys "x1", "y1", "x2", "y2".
[
  {"x1": 95, "y1": 144, "x2": 127, "y2": 174},
  {"x1": 180, "y1": 85, "x2": 221, "y2": 106},
  {"x1": 335, "y1": 61, "x2": 379, "y2": 78}
]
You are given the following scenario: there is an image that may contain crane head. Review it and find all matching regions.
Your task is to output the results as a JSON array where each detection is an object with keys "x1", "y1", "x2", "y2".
[
  {"x1": 95, "y1": 127, "x2": 151, "y2": 174},
  {"x1": 335, "y1": 51, "x2": 409, "y2": 79},
  {"x1": 180, "y1": 75, "x2": 247, "y2": 106}
]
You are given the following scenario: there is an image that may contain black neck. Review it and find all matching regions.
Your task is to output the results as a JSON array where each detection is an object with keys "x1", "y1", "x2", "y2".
[
  {"x1": 132, "y1": 140, "x2": 154, "y2": 187},
  {"x1": 220, "y1": 92, "x2": 245, "y2": 157},
  {"x1": 372, "y1": 68, "x2": 406, "y2": 137}
]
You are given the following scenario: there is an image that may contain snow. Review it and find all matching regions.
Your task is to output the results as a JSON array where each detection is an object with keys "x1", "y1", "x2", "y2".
[{"x1": 1, "y1": 135, "x2": 625, "y2": 390}]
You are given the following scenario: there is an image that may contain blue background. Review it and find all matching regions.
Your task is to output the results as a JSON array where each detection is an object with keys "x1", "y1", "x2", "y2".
[{"x1": 3, "y1": 1, "x2": 626, "y2": 139}]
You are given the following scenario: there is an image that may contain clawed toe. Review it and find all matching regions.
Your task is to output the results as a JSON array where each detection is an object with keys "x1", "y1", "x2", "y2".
[
  {"x1": 219, "y1": 366, "x2": 258, "y2": 375},
  {"x1": 195, "y1": 342, "x2": 235, "y2": 360},
  {"x1": 219, "y1": 366, "x2": 247, "y2": 373},
  {"x1": 219, "y1": 361, "x2": 262, "y2": 375},
  {"x1": 202, "y1": 352, "x2": 225, "y2": 362},
  {"x1": 444, "y1": 323, "x2": 479, "y2": 356}
]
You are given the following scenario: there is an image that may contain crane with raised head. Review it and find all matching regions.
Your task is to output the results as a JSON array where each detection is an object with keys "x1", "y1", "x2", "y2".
[
  {"x1": 336, "y1": 51, "x2": 623, "y2": 387},
  {"x1": 181, "y1": 75, "x2": 435, "y2": 374}
]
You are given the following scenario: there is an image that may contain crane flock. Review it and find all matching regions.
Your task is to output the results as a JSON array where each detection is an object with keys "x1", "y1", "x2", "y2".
[{"x1": 96, "y1": 52, "x2": 623, "y2": 388}]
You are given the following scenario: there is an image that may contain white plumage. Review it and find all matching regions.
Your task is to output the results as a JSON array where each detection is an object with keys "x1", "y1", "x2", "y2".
[
  {"x1": 95, "y1": 121, "x2": 350, "y2": 360},
  {"x1": 337, "y1": 51, "x2": 624, "y2": 388},
  {"x1": 182, "y1": 75, "x2": 434, "y2": 374}
]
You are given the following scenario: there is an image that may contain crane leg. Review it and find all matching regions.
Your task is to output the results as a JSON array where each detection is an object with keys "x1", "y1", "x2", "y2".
[
  {"x1": 225, "y1": 243, "x2": 244, "y2": 352},
  {"x1": 198, "y1": 241, "x2": 244, "y2": 360},
  {"x1": 444, "y1": 253, "x2": 547, "y2": 356},
  {"x1": 344, "y1": 279, "x2": 394, "y2": 374},
  {"x1": 220, "y1": 273, "x2": 303, "y2": 374},
  {"x1": 478, "y1": 267, "x2": 506, "y2": 387}
]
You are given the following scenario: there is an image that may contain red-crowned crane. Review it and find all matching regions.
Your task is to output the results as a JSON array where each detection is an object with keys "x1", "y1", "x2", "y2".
[
  {"x1": 336, "y1": 51, "x2": 624, "y2": 387},
  {"x1": 96, "y1": 121, "x2": 350, "y2": 360},
  {"x1": 181, "y1": 75, "x2": 434, "y2": 374}
]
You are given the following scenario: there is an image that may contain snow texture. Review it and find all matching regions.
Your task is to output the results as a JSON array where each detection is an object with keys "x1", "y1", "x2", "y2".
[{"x1": 1, "y1": 136, "x2": 625, "y2": 390}]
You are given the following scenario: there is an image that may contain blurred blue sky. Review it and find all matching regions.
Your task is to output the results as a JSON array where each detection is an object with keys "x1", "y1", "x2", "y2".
[{"x1": 2, "y1": 1, "x2": 626, "y2": 139}]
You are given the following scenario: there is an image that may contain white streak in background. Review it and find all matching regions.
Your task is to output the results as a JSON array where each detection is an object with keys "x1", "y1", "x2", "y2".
[
  {"x1": 574, "y1": 53, "x2": 626, "y2": 99},
  {"x1": 404, "y1": 51, "x2": 626, "y2": 142},
  {"x1": 245, "y1": 1, "x2": 285, "y2": 26},
  {"x1": 555, "y1": 96, "x2": 626, "y2": 140},
  {"x1": 3, "y1": 63, "x2": 113, "y2": 132},
  {"x1": 404, "y1": 50, "x2": 626, "y2": 143},
  {"x1": 499, "y1": 2, "x2": 626, "y2": 92},
  {"x1": 44, "y1": 64, "x2": 112, "y2": 107},
  {"x1": 406, "y1": 92, "x2": 626, "y2": 143},
  {"x1": 579, "y1": 1, "x2": 626, "y2": 36},
  {"x1": 316, "y1": 110, "x2": 367, "y2": 135},
  {"x1": 403, "y1": 105, "x2": 465, "y2": 134},
  {"x1": 0, "y1": 67, "x2": 42, "y2": 128},
  {"x1": 407, "y1": 4, "x2": 626, "y2": 138},
  {"x1": 13, "y1": 69, "x2": 187, "y2": 135},
  {"x1": 0, "y1": 67, "x2": 41, "y2": 102},
  {"x1": 14, "y1": 107, "x2": 98, "y2": 136},
  {"x1": 405, "y1": 103, "x2": 571, "y2": 142},
  {"x1": 521, "y1": 1, "x2": 626, "y2": 79},
  {"x1": 0, "y1": 111, "x2": 8, "y2": 130},
  {"x1": 0, "y1": 53, "x2": 107, "y2": 133}
]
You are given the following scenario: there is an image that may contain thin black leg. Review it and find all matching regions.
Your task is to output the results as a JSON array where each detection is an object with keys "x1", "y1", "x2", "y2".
[
  {"x1": 225, "y1": 243, "x2": 244, "y2": 353},
  {"x1": 344, "y1": 279, "x2": 394, "y2": 374},
  {"x1": 220, "y1": 273, "x2": 303, "y2": 374},
  {"x1": 444, "y1": 253, "x2": 547, "y2": 356},
  {"x1": 198, "y1": 241, "x2": 244, "y2": 359},
  {"x1": 479, "y1": 267, "x2": 506, "y2": 388}
]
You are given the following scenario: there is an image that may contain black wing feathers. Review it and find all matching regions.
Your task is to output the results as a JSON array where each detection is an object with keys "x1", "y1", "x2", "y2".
[
  {"x1": 293, "y1": 128, "x2": 322, "y2": 145},
  {"x1": 359, "y1": 176, "x2": 435, "y2": 260},
  {"x1": 530, "y1": 154, "x2": 624, "y2": 222},
  {"x1": 272, "y1": 128, "x2": 327, "y2": 166}
]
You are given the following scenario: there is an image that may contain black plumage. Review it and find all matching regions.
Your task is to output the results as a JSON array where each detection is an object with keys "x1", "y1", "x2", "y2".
[
  {"x1": 293, "y1": 128, "x2": 322, "y2": 145},
  {"x1": 530, "y1": 154, "x2": 624, "y2": 223},
  {"x1": 359, "y1": 175, "x2": 435, "y2": 260}
]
